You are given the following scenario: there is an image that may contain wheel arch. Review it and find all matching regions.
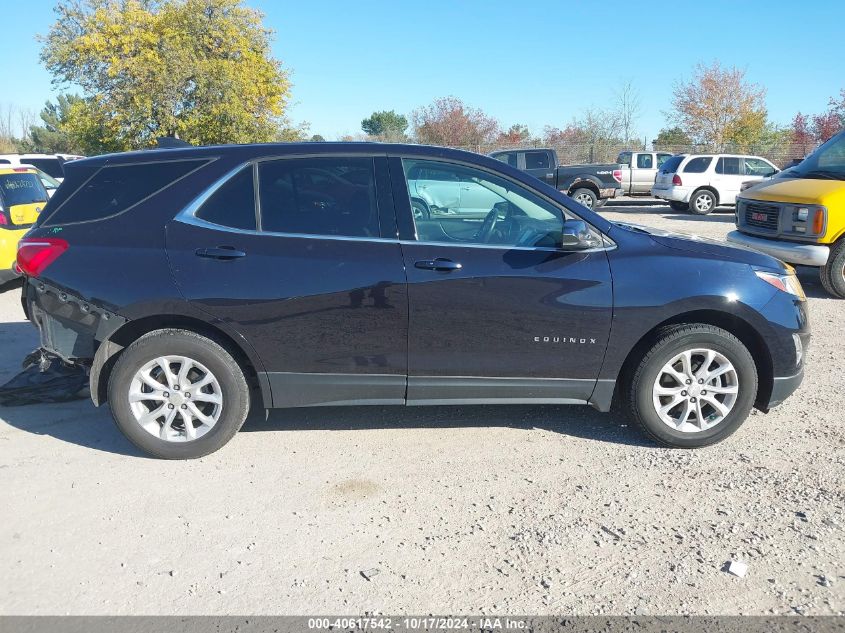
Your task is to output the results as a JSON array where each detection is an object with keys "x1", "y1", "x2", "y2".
[
  {"x1": 90, "y1": 314, "x2": 269, "y2": 408},
  {"x1": 691, "y1": 185, "x2": 720, "y2": 205},
  {"x1": 566, "y1": 178, "x2": 600, "y2": 196},
  {"x1": 615, "y1": 309, "x2": 773, "y2": 411}
]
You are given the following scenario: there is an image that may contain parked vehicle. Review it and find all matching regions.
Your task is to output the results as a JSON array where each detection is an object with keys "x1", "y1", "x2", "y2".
[
  {"x1": 17, "y1": 142, "x2": 808, "y2": 458},
  {"x1": 616, "y1": 151, "x2": 675, "y2": 195},
  {"x1": 728, "y1": 129, "x2": 845, "y2": 298},
  {"x1": 489, "y1": 148, "x2": 622, "y2": 209},
  {"x1": 652, "y1": 154, "x2": 779, "y2": 214},
  {"x1": 19, "y1": 165, "x2": 61, "y2": 198},
  {"x1": 406, "y1": 162, "x2": 501, "y2": 219},
  {"x1": 0, "y1": 154, "x2": 69, "y2": 182},
  {"x1": 0, "y1": 166, "x2": 49, "y2": 285}
]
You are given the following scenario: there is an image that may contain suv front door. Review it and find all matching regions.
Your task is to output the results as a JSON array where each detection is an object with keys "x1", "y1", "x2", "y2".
[
  {"x1": 167, "y1": 156, "x2": 409, "y2": 408},
  {"x1": 390, "y1": 156, "x2": 613, "y2": 404}
]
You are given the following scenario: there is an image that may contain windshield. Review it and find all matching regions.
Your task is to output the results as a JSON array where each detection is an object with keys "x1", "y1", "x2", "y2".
[
  {"x1": 0, "y1": 172, "x2": 48, "y2": 206},
  {"x1": 792, "y1": 131, "x2": 845, "y2": 180}
]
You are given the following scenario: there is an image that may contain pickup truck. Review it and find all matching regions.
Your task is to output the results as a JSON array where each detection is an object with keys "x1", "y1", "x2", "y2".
[
  {"x1": 489, "y1": 148, "x2": 622, "y2": 209},
  {"x1": 616, "y1": 151, "x2": 675, "y2": 195}
]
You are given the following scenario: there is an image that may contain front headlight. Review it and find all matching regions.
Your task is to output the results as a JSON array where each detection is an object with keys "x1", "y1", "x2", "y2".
[
  {"x1": 785, "y1": 204, "x2": 826, "y2": 236},
  {"x1": 755, "y1": 269, "x2": 806, "y2": 299}
]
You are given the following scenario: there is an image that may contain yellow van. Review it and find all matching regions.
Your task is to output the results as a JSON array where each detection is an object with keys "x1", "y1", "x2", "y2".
[
  {"x1": 0, "y1": 166, "x2": 49, "y2": 286},
  {"x1": 728, "y1": 130, "x2": 845, "y2": 297}
]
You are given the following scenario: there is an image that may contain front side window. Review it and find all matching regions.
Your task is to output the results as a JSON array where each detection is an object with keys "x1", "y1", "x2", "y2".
[
  {"x1": 744, "y1": 157, "x2": 776, "y2": 177},
  {"x1": 403, "y1": 159, "x2": 584, "y2": 249},
  {"x1": 259, "y1": 157, "x2": 380, "y2": 238},
  {"x1": 716, "y1": 157, "x2": 741, "y2": 175},
  {"x1": 196, "y1": 166, "x2": 256, "y2": 230},
  {"x1": 683, "y1": 157, "x2": 713, "y2": 173},
  {"x1": 617, "y1": 152, "x2": 632, "y2": 166},
  {"x1": 524, "y1": 151, "x2": 551, "y2": 169},
  {"x1": 493, "y1": 152, "x2": 518, "y2": 167},
  {"x1": 636, "y1": 153, "x2": 654, "y2": 169}
]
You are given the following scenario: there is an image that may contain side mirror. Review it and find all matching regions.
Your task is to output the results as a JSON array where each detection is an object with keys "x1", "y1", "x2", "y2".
[{"x1": 560, "y1": 220, "x2": 601, "y2": 249}]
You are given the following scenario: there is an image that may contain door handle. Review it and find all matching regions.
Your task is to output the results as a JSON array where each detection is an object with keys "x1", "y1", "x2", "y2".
[
  {"x1": 415, "y1": 258, "x2": 462, "y2": 272},
  {"x1": 195, "y1": 246, "x2": 246, "y2": 260}
]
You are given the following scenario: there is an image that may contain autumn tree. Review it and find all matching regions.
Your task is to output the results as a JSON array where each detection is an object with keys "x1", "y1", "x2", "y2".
[
  {"x1": 669, "y1": 62, "x2": 767, "y2": 150},
  {"x1": 40, "y1": 0, "x2": 292, "y2": 151},
  {"x1": 361, "y1": 110, "x2": 408, "y2": 140},
  {"x1": 411, "y1": 97, "x2": 500, "y2": 147},
  {"x1": 812, "y1": 111, "x2": 841, "y2": 143},
  {"x1": 497, "y1": 124, "x2": 532, "y2": 145}
]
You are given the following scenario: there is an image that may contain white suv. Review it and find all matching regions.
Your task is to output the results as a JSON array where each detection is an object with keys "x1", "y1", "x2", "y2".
[{"x1": 652, "y1": 154, "x2": 779, "y2": 215}]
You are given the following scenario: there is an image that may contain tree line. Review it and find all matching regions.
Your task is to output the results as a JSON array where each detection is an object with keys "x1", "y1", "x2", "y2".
[{"x1": 1, "y1": 0, "x2": 842, "y2": 160}]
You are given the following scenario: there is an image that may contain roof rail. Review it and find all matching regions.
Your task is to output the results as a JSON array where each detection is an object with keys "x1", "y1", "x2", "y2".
[{"x1": 156, "y1": 137, "x2": 193, "y2": 149}]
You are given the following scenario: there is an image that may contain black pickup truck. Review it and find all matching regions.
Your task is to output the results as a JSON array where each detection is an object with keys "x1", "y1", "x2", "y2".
[{"x1": 489, "y1": 148, "x2": 622, "y2": 209}]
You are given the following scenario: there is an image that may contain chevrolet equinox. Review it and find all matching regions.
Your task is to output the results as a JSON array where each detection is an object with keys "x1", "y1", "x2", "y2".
[{"x1": 15, "y1": 143, "x2": 809, "y2": 458}]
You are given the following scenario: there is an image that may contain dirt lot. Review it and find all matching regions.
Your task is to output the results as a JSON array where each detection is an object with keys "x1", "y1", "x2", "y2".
[{"x1": 1, "y1": 199, "x2": 843, "y2": 616}]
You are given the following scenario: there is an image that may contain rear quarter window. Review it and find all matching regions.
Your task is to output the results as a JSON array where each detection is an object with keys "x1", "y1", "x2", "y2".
[
  {"x1": 41, "y1": 159, "x2": 209, "y2": 226},
  {"x1": 659, "y1": 155, "x2": 684, "y2": 173},
  {"x1": 683, "y1": 157, "x2": 713, "y2": 173}
]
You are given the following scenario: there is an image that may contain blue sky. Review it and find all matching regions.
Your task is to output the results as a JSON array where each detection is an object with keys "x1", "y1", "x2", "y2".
[{"x1": 4, "y1": 0, "x2": 844, "y2": 141}]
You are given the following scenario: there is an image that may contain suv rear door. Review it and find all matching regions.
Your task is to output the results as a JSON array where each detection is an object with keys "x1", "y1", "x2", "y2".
[
  {"x1": 166, "y1": 155, "x2": 409, "y2": 408},
  {"x1": 390, "y1": 155, "x2": 613, "y2": 404},
  {"x1": 713, "y1": 156, "x2": 744, "y2": 204}
]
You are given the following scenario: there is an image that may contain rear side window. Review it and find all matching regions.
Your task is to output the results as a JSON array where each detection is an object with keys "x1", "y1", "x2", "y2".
[
  {"x1": 196, "y1": 167, "x2": 256, "y2": 231},
  {"x1": 0, "y1": 173, "x2": 48, "y2": 206},
  {"x1": 258, "y1": 157, "x2": 380, "y2": 238},
  {"x1": 683, "y1": 157, "x2": 713, "y2": 173},
  {"x1": 716, "y1": 157, "x2": 741, "y2": 175},
  {"x1": 636, "y1": 154, "x2": 654, "y2": 168},
  {"x1": 43, "y1": 159, "x2": 208, "y2": 226},
  {"x1": 26, "y1": 158, "x2": 64, "y2": 179},
  {"x1": 524, "y1": 151, "x2": 551, "y2": 169},
  {"x1": 659, "y1": 155, "x2": 684, "y2": 173}
]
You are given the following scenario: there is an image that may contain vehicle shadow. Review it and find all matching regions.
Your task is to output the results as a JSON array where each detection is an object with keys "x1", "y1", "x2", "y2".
[
  {"x1": 0, "y1": 278, "x2": 23, "y2": 295},
  {"x1": 244, "y1": 402, "x2": 653, "y2": 448}
]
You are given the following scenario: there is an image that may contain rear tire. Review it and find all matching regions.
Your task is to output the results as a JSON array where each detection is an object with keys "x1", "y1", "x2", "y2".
[
  {"x1": 107, "y1": 329, "x2": 250, "y2": 459},
  {"x1": 570, "y1": 188, "x2": 598, "y2": 209},
  {"x1": 819, "y1": 239, "x2": 845, "y2": 298},
  {"x1": 670, "y1": 201, "x2": 689, "y2": 211},
  {"x1": 689, "y1": 189, "x2": 717, "y2": 215},
  {"x1": 411, "y1": 199, "x2": 430, "y2": 221},
  {"x1": 623, "y1": 324, "x2": 757, "y2": 448}
]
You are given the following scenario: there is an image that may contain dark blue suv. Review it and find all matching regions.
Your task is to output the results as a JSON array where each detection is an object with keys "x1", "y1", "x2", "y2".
[{"x1": 16, "y1": 143, "x2": 809, "y2": 458}]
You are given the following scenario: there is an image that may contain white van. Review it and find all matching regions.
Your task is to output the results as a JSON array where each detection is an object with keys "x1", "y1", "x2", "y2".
[
  {"x1": 651, "y1": 154, "x2": 779, "y2": 214},
  {"x1": 0, "y1": 154, "x2": 72, "y2": 182}
]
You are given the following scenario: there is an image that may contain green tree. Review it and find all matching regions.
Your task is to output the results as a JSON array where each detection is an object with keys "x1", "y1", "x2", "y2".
[
  {"x1": 28, "y1": 94, "x2": 85, "y2": 153},
  {"x1": 309, "y1": 134, "x2": 326, "y2": 142},
  {"x1": 361, "y1": 110, "x2": 408, "y2": 139},
  {"x1": 40, "y1": 0, "x2": 292, "y2": 151},
  {"x1": 652, "y1": 126, "x2": 692, "y2": 148}
]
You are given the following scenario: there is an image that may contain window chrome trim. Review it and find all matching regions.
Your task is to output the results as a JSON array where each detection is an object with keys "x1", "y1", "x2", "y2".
[{"x1": 175, "y1": 157, "x2": 616, "y2": 252}]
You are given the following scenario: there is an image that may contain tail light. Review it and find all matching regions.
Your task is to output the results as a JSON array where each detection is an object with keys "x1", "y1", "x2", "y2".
[
  {"x1": 0, "y1": 211, "x2": 8, "y2": 226},
  {"x1": 16, "y1": 238, "x2": 68, "y2": 277},
  {"x1": 672, "y1": 174, "x2": 683, "y2": 186},
  {"x1": 612, "y1": 169, "x2": 622, "y2": 183}
]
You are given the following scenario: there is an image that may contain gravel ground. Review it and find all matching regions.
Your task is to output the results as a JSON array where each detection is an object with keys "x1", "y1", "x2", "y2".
[{"x1": 0, "y1": 198, "x2": 843, "y2": 616}]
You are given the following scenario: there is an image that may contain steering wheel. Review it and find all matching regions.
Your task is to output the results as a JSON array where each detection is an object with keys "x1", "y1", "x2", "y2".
[{"x1": 476, "y1": 206, "x2": 501, "y2": 243}]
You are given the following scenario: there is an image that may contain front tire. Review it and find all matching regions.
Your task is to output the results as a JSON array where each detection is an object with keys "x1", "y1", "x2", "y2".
[
  {"x1": 624, "y1": 324, "x2": 757, "y2": 448},
  {"x1": 819, "y1": 239, "x2": 845, "y2": 298},
  {"x1": 689, "y1": 190, "x2": 717, "y2": 215},
  {"x1": 570, "y1": 188, "x2": 598, "y2": 209},
  {"x1": 107, "y1": 329, "x2": 250, "y2": 459}
]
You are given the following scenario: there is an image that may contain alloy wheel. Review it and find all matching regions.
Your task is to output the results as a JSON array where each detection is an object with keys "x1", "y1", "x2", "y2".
[
  {"x1": 128, "y1": 355, "x2": 223, "y2": 442},
  {"x1": 652, "y1": 348, "x2": 739, "y2": 433},
  {"x1": 694, "y1": 194, "x2": 714, "y2": 213}
]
